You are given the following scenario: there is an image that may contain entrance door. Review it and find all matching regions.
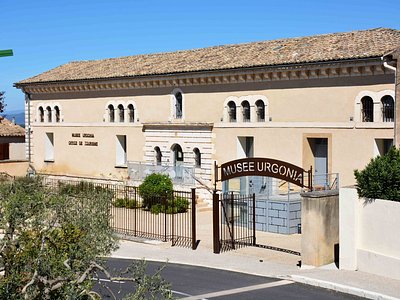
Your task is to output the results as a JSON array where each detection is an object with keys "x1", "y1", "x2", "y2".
[{"x1": 313, "y1": 138, "x2": 328, "y2": 186}]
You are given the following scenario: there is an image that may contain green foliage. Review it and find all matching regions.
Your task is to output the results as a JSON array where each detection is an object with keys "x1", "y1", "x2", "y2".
[
  {"x1": 119, "y1": 260, "x2": 173, "y2": 300},
  {"x1": 150, "y1": 197, "x2": 189, "y2": 215},
  {"x1": 354, "y1": 147, "x2": 400, "y2": 201},
  {"x1": 113, "y1": 198, "x2": 139, "y2": 209},
  {"x1": 0, "y1": 177, "x2": 118, "y2": 299},
  {"x1": 138, "y1": 174, "x2": 173, "y2": 209},
  {"x1": 0, "y1": 91, "x2": 6, "y2": 113}
]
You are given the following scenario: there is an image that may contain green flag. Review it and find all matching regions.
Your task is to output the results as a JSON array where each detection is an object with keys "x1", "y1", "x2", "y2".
[{"x1": 0, "y1": 49, "x2": 13, "y2": 57}]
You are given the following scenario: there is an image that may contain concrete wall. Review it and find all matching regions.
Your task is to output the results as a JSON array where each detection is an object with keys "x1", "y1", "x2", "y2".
[
  {"x1": 339, "y1": 187, "x2": 400, "y2": 280},
  {"x1": 301, "y1": 191, "x2": 339, "y2": 267}
]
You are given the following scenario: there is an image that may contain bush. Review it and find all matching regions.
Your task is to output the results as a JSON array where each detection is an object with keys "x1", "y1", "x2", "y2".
[
  {"x1": 139, "y1": 174, "x2": 173, "y2": 209},
  {"x1": 113, "y1": 198, "x2": 139, "y2": 209},
  {"x1": 354, "y1": 147, "x2": 400, "y2": 201},
  {"x1": 150, "y1": 197, "x2": 190, "y2": 215}
]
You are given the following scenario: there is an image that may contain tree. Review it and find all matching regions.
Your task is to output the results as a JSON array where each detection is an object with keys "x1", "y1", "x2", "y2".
[
  {"x1": 354, "y1": 147, "x2": 400, "y2": 201},
  {"x1": 0, "y1": 178, "x2": 173, "y2": 299},
  {"x1": 0, "y1": 91, "x2": 6, "y2": 113}
]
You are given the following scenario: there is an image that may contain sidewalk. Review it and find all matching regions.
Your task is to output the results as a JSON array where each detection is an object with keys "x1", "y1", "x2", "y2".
[{"x1": 111, "y1": 210, "x2": 400, "y2": 300}]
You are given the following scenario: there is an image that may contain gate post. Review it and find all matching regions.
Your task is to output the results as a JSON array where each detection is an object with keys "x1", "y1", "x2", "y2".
[
  {"x1": 231, "y1": 192, "x2": 235, "y2": 250},
  {"x1": 252, "y1": 193, "x2": 256, "y2": 246},
  {"x1": 191, "y1": 188, "x2": 197, "y2": 250},
  {"x1": 213, "y1": 191, "x2": 220, "y2": 254}
]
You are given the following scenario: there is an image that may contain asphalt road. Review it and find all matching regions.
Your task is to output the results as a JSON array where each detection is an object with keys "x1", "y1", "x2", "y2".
[{"x1": 93, "y1": 258, "x2": 362, "y2": 299}]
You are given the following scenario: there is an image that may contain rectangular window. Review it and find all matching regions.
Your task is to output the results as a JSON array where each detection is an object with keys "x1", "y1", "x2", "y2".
[
  {"x1": 374, "y1": 139, "x2": 393, "y2": 156},
  {"x1": 116, "y1": 135, "x2": 127, "y2": 166},
  {"x1": 45, "y1": 132, "x2": 54, "y2": 161}
]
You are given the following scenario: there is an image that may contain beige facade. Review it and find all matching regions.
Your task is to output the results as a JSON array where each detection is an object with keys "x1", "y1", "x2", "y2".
[{"x1": 15, "y1": 28, "x2": 400, "y2": 193}]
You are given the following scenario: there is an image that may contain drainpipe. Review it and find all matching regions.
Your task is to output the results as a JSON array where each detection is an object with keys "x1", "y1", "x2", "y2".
[
  {"x1": 24, "y1": 91, "x2": 32, "y2": 163},
  {"x1": 382, "y1": 58, "x2": 398, "y2": 147}
]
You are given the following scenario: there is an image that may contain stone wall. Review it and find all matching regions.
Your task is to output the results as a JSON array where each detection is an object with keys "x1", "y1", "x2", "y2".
[{"x1": 249, "y1": 197, "x2": 301, "y2": 234}]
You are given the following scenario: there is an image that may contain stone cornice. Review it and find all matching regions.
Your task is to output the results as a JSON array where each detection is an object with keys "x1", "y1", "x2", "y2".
[
  {"x1": 19, "y1": 59, "x2": 393, "y2": 95},
  {"x1": 142, "y1": 123, "x2": 213, "y2": 131}
]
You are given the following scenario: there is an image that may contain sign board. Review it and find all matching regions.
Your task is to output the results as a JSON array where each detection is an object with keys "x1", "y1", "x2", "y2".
[{"x1": 217, "y1": 157, "x2": 311, "y2": 189}]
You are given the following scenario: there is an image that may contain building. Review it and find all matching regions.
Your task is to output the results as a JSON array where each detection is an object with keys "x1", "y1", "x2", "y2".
[
  {"x1": 0, "y1": 116, "x2": 25, "y2": 160},
  {"x1": 14, "y1": 28, "x2": 400, "y2": 199},
  {"x1": 0, "y1": 116, "x2": 28, "y2": 177}
]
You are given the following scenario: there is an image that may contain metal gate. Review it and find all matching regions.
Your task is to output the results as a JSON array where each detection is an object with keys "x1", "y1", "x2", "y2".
[{"x1": 213, "y1": 191, "x2": 256, "y2": 253}]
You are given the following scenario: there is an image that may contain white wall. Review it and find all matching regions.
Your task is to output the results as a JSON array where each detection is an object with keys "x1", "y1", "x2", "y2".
[{"x1": 339, "y1": 187, "x2": 400, "y2": 280}]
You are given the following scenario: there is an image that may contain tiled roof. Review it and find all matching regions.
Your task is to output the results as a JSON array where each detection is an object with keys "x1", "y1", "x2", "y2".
[
  {"x1": 0, "y1": 117, "x2": 25, "y2": 137},
  {"x1": 17, "y1": 28, "x2": 400, "y2": 85}
]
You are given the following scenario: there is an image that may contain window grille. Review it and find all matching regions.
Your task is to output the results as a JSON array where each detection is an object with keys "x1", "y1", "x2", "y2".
[
  {"x1": 46, "y1": 106, "x2": 52, "y2": 123},
  {"x1": 175, "y1": 92, "x2": 183, "y2": 119},
  {"x1": 361, "y1": 96, "x2": 373, "y2": 122},
  {"x1": 242, "y1": 101, "x2": 250, "y2": 122},
  {"x1": 227, "y1": 101, "x2": 236, "y2": 122},
  {"x1": 128, "y1": 104, "x2": 135, "y2": 122},
  {"x1": 39, "y1": 107, "x2": 44, "y2": 122},
  {"x1": 55, "y1": 106, "x2": 60, "y2": 122},
  {"x1": 255, "y1": 100, "x2": 265, "y2": 122},
  {"x1": 118, "y1": 104, "x2": 124, "y2": 123},
  {"x1": 108, "y1": 105, "x2": 115, "y2": 123},
  {"x1": 382, "y1": 95, "x2": 394, "y2": 122}
]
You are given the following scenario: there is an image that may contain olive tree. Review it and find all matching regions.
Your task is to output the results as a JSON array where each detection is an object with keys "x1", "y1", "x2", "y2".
[{"x1": 0, "y1": 177, "x2": 173, "y2": 299}]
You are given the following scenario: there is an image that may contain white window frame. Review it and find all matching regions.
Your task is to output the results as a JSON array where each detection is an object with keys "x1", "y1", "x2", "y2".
[
  {"x1": 116, "y1": 135, "x2": 127, "y2": 167},
  {"x1": 44, "y1": 132, "x2": 54, "y2": 162}
]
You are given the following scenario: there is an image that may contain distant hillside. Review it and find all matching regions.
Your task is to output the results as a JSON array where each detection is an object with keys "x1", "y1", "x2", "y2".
[{"x1": 1, "y1": 110, "x2": 25, "y2": 127}]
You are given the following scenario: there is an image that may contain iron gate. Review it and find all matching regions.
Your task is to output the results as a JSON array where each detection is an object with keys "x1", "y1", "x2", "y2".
[{"x1": 213, "y1": 191, "x2": 256, "y2": 253}]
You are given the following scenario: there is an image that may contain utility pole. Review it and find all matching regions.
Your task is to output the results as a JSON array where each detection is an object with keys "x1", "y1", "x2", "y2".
[{"x1": 0, "y1": 49, "x2": 13, "y2": 57}]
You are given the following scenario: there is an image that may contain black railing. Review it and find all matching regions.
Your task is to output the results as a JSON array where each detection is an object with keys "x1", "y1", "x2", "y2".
[
  {"x1": 41, "y1": 177, "x2": 197, "y2": 249},
  {"x1": 218, "y1": 192, "x2": 255, "y2": 253}
]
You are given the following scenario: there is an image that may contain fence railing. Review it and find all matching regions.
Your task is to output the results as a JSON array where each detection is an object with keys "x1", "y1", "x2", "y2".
[{"x1": 41, "y1": 177, "x2": 197, "y2": 249}]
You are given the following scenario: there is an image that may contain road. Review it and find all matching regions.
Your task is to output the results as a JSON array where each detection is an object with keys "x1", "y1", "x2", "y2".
[{"x1": 93, "y1": 258, "x2": 362, "y2": 299}]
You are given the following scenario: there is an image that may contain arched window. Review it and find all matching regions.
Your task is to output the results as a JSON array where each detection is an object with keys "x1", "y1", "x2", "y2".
[
  {"x1": 241, "y1": 101, "x2": 250, "y2": 122},
  {"x1": 361, "y1": 96, "x2": 374, "y2": 122},
  {"x1": 46, "y1": 106, "x2": 52, "y2": 123},
  {"x1": 154, "y1": 146, "x2": 162, "y2": 165},
  {"x1": 128, "y1": 104, "x2": 135, "y2": 123},
  {"x1": 118, "y1": 104, "x2": 124, "y2": 123},
  {"x1": 175, "y1": 92, "x2": 183, "y2": 119},
  {"x1": 54, "y1": 106, "x2": 60, "y2": 122},
  {"x1": 255, "y1": 100, "x2": 265, "y2": 122},
  {"x1": 108, "y1": 104, "x2": 115, "y2": 123},
  {"x1": 193, "y1": 148, "x2": 201, "y2": 167},
  {"x1": 38, "y1": 107, "x2": 44, "y2": 122},
  {"x1": 382, "y1": 95, "x2": 394, "y2": 122},
  {"x1": 227, "y1": 101, "x2": 236, "y2": 122}
]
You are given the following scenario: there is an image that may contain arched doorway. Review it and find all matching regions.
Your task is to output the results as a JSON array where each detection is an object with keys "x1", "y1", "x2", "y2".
[{"x1": 171, "y1": 144, "x2": 184, "y2": 178}]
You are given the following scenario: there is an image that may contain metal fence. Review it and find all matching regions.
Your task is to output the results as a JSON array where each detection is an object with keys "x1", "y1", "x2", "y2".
[
  {"x1": 41, "y1": 177, "x2": 197, "y2": 249},
  {"x1": 213, "y1": 192, "x2": 256, "y2": 253}
]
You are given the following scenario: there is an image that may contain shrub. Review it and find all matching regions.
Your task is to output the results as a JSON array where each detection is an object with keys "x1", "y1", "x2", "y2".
[
  {"x1": 150, "y1": 197, "x2": 189, "y2": 215},
  {"x1": 354, "y1": 147, "x2": 400, "y2": 201},
  {"x1": 113, "y1": 198, "x2": 139, "y2": 209},
  {"x1": 139, "y1": 174, "x2": 173, "y2": 209}
]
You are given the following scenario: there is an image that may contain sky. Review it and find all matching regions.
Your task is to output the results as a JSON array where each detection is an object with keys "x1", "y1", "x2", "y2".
[{"x1": 1, "y1": 0, "x2": 399, "y2": 112}]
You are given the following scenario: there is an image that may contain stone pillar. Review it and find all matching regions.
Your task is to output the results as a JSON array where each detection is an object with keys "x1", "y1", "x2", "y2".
[{"x1": 300, "y1": 190, "x2": 339, "y2": 267}]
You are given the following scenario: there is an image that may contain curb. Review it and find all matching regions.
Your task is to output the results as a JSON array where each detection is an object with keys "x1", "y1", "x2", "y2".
[{"x1": 285, "y1": 275, "x2": 400, "y2": 300}]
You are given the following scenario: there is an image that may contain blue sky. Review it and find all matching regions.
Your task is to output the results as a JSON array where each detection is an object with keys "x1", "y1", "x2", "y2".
[{"x1": 1, "y1": 0, "x2": 399, "y2": 112}]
